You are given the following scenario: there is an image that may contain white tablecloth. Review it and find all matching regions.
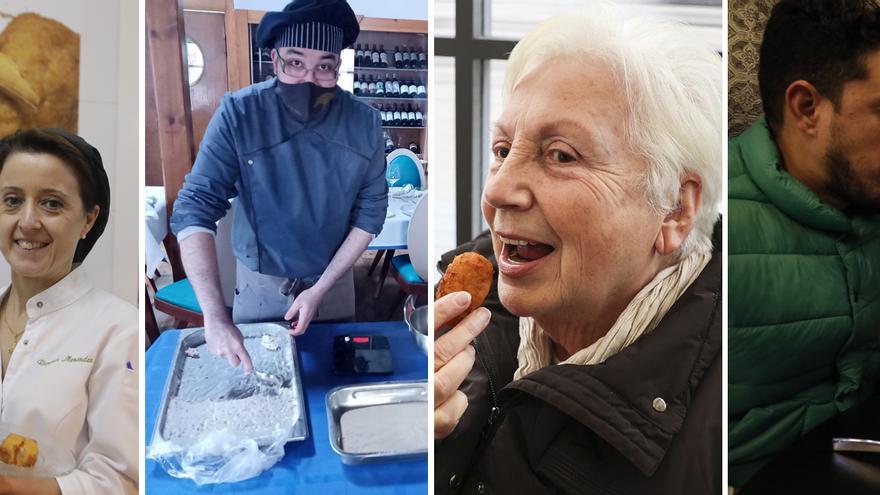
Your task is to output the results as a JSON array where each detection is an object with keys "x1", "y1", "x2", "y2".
[
  {"x1": 145, "y1": 186, "x2": 167, "y2": 274},
  {"x1": 369, "y1": 187, "x2": 425, "y2": 250}
]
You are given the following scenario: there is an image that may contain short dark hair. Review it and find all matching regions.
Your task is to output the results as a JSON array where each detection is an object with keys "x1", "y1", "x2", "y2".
[
  {"x1": 759, "y1": 0, "x2": 880, "y2": 131},
  {"x1": 0, "y1": 129, "x2": 111, "y2": 264}
]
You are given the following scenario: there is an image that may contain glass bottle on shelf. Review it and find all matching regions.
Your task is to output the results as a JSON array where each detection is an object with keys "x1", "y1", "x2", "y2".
[
  {"x1": 376, "y1": 76, "x2": 385, "y2": 97},
  {"x1": 393, "y1": 105, "x2": 402, "y2": 126},
  {"x1": 415, "y1": 106, "x2": 424, "y2": 127},
  {"x1": 394, "y1": 46, "x2": 403, "y2": 69},
  {"x1": 367, "y1": 74, "x2": 376, "y2": 95},
  {"x1": 408, "y1": 80, "x2": 418, "y2": 97},
  {"x1": 384, "y1": 131, "x2": 395, "y2": 154},
  {"x1": 391, "y1": 74, "x2": 401, "y2": 98},
  {"x1": 355, "y1": 43, "x2": 363, "y2": 67},
  {"x1": 407, "y1": 104, "x2": 416, "y2": 127},
  {"x1": 401, "y1": 45, "x2": 410, "y2": 69},
  {"x1": 400, "y1": 79, "x2": 410, "y2": 98},
  {"x1": 417, "y1": 80, "x2": 427, "y2": 98},
  {"x1": 363, "y1": 44, "x2": 372, "y2": 67},
  {"x1": 379, "y1": 44, "x2": 388, "y2": 68},
  {"x1": 381, "y1": 73, "x2": 389, "y2": 98},
  {"x1": 371, "y1": 44, "x2": 380, "y2": 67},
  {"x1": 418, "y1": 48, "x2": 427, "y2": 69},
  {"x1": 408, "y1": 141, "x2": 421, "y2": 154},
  {"x1": 353, "y1": 73, "x2": 361, "y2": 95},
  {"x1": 401, "y1": 104, "x2": 410, "y2": 126}
]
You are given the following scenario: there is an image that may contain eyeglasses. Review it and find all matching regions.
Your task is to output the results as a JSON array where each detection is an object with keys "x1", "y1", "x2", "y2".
[{"x1": 275, "y1": 51, "x2": 339, "y2": 81}]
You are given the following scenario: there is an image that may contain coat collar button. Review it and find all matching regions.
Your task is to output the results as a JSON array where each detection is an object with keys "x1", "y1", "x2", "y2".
[
  {"x1": 653, "y1": 397, "x2": 667, "y2": 412},
  {"x1": 449, "y1": 474, "x2": 462, "y2": 488}
]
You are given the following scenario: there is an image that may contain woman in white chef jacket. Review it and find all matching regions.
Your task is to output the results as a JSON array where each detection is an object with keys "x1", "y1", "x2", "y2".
[{"x1": 0, "y1": 129, "x2": 137, "y2": 494}]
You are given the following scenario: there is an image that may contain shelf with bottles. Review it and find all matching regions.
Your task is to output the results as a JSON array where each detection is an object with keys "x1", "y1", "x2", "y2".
[
  {"x1": 354, "y1": 43, "x2": 427, "y2": 71},
  {"x1": 360, "y1": 97, "x2": 427, "y2": 102},
  {"x1": 356, "y1": 67, "x2": 426, "y2": 73},
  {"x1": 355, "y1": 30, "x2": 428, "y2": 161},
  {"x1": 383, "y1": 130, "x2": 424, "y2": 156},
  {"x1": 354, "y1": 73, "x2": 426, "y2": 99},
  {"x1": 372, "y1": 102, "x2": 425, "y2": 128},
  {"x1": 352, "y1": 74, "x2": 428, "y2": 101}
]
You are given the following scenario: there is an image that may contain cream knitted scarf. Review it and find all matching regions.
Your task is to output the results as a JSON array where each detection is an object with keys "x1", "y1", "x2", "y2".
[{"x1": 513, "y1": 250, "x2": 712, "y2": 380}]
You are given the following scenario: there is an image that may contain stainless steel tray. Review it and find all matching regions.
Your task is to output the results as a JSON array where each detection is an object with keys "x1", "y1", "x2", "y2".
[
  {"x1": 326, "y1": 380, "x2": 428, "y2": 464},
  {"x1": 149, "y1": 323, "x2": 309, "y2": 451}
]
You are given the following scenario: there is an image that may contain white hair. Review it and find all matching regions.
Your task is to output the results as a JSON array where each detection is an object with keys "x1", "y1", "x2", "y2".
[{"x1": 503, "y1": 6, "x2": 722, "y2": 257}]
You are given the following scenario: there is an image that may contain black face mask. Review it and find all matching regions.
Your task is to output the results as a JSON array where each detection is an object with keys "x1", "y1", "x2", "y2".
[{"x1": 275, "y1": 81, "x2": 336, "y2": 122}]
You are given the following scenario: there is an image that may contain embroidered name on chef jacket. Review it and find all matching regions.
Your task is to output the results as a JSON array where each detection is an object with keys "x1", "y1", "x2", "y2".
[{"x1": 37, "y1": 355, "x2": 95, "y2": 366}]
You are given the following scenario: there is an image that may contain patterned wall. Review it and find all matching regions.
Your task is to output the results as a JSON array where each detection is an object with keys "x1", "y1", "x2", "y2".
[{"x1": 728, "y1": 0, "x2": 775, "y2": 137}]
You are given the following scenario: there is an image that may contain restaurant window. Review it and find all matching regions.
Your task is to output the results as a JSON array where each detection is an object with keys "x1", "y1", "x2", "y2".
[{"x1": 185, "y1": 38, "x2": 205, "y2": 86}]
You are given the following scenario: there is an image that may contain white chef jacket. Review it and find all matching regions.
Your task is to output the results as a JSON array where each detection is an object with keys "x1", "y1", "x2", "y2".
[{"x1": 0, "y1": 268, "x2": 137, "y2": 494}]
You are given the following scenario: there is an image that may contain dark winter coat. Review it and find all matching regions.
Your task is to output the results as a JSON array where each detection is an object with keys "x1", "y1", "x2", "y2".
[{"x1": 436, "y1": 223, "x2": 722, "y2": 495}]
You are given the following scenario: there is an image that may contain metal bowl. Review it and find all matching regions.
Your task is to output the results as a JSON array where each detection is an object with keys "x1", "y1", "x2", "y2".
[{"x1": 403, "y1": 295, "x2": 428, "y2": 354}]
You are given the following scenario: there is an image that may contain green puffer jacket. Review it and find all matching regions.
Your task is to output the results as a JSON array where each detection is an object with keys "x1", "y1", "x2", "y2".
[{"x1": 728, "y1": 119, "x2": 880, "y2": 487}]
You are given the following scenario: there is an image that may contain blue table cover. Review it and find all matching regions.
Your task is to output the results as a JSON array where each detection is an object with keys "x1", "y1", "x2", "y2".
[{"x1": 146, "y1": 321, "x2": 428, "y2": 494}]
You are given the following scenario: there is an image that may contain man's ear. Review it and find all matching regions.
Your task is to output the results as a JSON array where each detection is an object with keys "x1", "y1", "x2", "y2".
[
  {"x1": 784, "y1": 80, "x2": 824, "y2": 137},
  {"x1": 654, "y1": 173, "x2": 702, "y2": 256}
]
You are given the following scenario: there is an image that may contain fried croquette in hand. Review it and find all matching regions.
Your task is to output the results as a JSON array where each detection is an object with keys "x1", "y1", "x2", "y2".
[{"x1": 436, "y1": 252, "x2": 494, "y2": 328}]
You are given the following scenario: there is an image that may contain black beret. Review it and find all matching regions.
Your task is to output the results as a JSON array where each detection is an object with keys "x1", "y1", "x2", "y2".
[{"x1": 256, "y1": 0, "x2": 360, "y2": 50}]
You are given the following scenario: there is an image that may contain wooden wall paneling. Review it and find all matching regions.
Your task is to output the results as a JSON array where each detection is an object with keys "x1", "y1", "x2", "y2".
[
  {"x1": 145, "y1": 33, "x2": 163, "y2": 186},
  {"x1": 182, "y1": 0, "x2": 225, "y2": 12},
  {"x1": 360, "y1": 18, "x2": 427, "y2": 34},
  {"x1": 226, "y1": 3, "x2": 251, "y2": 90},
  {"x1": 184, "y1": 10, "x2": 228, "y2": 149},
  {"x1": 147, "y1": 0, "x2": 195, "y2": 280}
]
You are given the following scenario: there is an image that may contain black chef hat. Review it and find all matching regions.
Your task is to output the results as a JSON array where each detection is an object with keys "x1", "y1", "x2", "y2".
[{"x1": 255, "y1": 0, "x2": 360, "y2": 52}]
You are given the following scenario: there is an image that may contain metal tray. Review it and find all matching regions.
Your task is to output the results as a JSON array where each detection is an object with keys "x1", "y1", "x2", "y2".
[
  {"x1": 326, "y1": 380, "x2": 428, "y2": 464},
  {"x1": 149, "y1": 323, "x2": 309, "y2": 451}
]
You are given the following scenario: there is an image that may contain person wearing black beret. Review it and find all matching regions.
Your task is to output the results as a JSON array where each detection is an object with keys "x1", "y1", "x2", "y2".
[{"x1": 170, "y1": 0, "x2": 388, "y2": 370}]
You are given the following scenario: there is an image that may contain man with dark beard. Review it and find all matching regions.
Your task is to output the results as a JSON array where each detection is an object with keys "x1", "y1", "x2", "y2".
[{"x1": 729, "y1": 0, "x2": 880, "y2": 489}]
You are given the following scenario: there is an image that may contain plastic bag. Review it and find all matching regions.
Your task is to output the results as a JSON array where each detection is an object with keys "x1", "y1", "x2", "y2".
[
  {"x1": 148, "y1": 327, "x2": 299, "y2": 484},
  {"x1": 147, "y1": 426, "x2": 286, "y2": 485}
]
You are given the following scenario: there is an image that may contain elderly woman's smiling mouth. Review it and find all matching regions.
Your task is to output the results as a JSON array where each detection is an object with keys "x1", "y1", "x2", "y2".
[{"x1": 495, "y1": 232, "x2": 556, "y2": 277}]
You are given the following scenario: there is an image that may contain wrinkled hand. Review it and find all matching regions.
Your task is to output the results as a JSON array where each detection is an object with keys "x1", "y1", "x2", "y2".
[
  {"x1": 204, "y1": 319, "x2": 253, "y2": 373},
  {"x1": 0, "y1": 475, "x2": 61, "y2": 494},
  {"x1": 434, "y1": 292, "x2": 491, "y2": 439},
  {"x1": 285, "y1": 284, "x2": 328, "y2": 336}
]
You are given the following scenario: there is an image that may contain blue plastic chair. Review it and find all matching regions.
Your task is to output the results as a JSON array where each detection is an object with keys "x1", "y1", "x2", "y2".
[{"x1": 386, "y1": 149, "x2": 425, "y2": 189}]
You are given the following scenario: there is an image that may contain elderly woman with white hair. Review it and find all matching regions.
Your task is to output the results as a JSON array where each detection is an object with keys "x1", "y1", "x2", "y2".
[{"x1": 434, "y1": 8, "x2": 722, "y2": 495}]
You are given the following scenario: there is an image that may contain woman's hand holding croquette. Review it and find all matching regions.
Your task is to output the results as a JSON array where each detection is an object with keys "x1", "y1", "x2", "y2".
[{"x1": 433, "y1": 292, "x2": 490, "y2": 439}]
